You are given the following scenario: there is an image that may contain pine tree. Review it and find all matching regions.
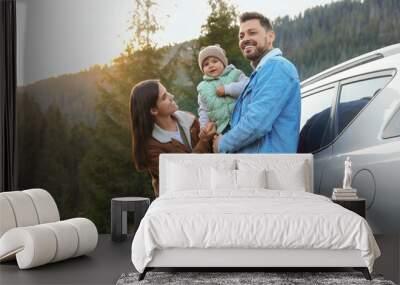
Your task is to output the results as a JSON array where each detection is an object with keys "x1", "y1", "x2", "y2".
[
  {"x1": 180, "y1": 0, "x2": 251, "y2": 115},
  {"x1": 34, "y1": 104, "x2": 72, "y2": 218},
  {"x1": 79, "y1": 0, "x2": 175, "y2": 233},
  {"x1": 17, "y1": 92, "x2": 45, "y2": 189},
  {"x1": 199, "y1": 0, "x2": 250, "y2": 75}
]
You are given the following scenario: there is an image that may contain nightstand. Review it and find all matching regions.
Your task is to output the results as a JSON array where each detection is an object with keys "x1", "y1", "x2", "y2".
[
  {"x1": 111, "y1": 197, "x2": 150, "y2": 242},
  {"x1": 332, "y1": 198, "x2": 366, "y2": 218}
]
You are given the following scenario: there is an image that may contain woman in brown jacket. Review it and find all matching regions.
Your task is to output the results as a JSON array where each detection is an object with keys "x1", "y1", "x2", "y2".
[{"x1": 130, "y1": 79, "x2": 216, "y2": 197}]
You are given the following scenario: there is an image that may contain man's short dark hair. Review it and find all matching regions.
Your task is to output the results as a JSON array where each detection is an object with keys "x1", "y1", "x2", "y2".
[{"x1": 239, "y1": 12, "x2": 273, "y2": 31}]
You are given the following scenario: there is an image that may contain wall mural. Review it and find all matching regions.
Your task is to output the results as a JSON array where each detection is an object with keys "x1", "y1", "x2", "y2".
[{"x1": 16, "y1": 0, "x2": 400, "y2": 233}]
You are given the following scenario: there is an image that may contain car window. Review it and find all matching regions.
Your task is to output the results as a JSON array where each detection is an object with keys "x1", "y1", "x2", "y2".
[
  {"x1": 298, "y1": 87, "x2": 335, "y2": 153},
  {"x1": 336, "y1": 76, "x2": 392, "y2": 135},
  {"x1": 382, "y1": 108, "x2": 400, "y2": 139}
]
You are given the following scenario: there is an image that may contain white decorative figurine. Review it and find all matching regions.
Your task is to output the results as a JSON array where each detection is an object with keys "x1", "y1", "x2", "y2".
[{"x1": 343, "y1": 156, "x2": 353, "y2": 189}]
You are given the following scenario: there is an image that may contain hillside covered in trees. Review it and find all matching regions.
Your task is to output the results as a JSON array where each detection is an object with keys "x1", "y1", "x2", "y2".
[
  {"x1": 17, "y1": 0, "x2": 400, "y2": 232},
  {"x1": 19, "y1": 0, "x2": 400, "y2": 124},
  {"x1": 274, "y1": 0, "x2": 400, "y2": 79}
]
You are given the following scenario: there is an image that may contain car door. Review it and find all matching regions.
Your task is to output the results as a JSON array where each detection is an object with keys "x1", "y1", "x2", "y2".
[
  {"x1": 298, "y1": 84, "x2": 338, "y2": 193},
  {"x1": 321, "y1": 70, "x2": 397, "y2": 233}
]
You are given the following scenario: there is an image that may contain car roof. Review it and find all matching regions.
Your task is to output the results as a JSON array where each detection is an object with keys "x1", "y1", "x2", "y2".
[{"x1": 301, "y1": 43, "x2": 400, "y2": 93}]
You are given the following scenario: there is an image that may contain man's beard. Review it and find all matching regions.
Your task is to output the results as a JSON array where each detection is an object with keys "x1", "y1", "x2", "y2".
[{"x1": 242, "y1": 43, "x2": 268, "y2": 62}]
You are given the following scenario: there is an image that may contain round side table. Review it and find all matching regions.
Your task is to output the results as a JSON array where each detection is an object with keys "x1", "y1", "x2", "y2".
[{"x1": 111, "y1": 197, "x2": 150, "y2": 242}]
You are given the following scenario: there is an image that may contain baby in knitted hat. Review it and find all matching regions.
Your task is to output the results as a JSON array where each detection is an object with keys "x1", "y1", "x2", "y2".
[{"x1": 197, "y1": 44, "x2": 249, "y2": 134}]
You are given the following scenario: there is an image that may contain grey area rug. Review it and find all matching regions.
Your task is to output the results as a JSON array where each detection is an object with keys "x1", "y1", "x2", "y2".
[{"x1": 116, "y1": 271, "x2": 396, "y2": 285}]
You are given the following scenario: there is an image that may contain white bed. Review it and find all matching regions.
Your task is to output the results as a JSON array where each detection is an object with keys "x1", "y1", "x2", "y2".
[{"x1": 131, "y1": 154, "x2": 380, "y2": 280}]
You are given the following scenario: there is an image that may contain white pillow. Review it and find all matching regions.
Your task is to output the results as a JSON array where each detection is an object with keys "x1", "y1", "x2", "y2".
[
  {"x1": 266, "y1": 162, "x2": 308, "y2": 191},
  {"x1": 167, "y1": 160, "x2": 236, "y2": 192},
  {"x1": 211, "y1": 168, "x2": 267, "y2": 190},
  {"x1": 238, "y1": 159, "x2": 309, "y2": 191},
  {"x1": 211, "y1": 168, "x2": 236, "y2": 190},
  {"x1": 236, "y1": 169, "x2": 267, "y2": 189},
  {"x1": 167, "y1": 163, "x2": 210, "y2": 191}
]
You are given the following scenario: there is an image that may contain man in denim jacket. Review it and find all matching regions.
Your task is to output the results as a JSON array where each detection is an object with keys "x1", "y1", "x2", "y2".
[{"x1": 213, "y1": 12, "x2": 301, "y2": 153}]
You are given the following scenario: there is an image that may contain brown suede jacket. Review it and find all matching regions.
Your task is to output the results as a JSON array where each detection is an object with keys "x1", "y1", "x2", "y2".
[{"x1": 146, "y1": 111, "x2": 212, "y2": 197}]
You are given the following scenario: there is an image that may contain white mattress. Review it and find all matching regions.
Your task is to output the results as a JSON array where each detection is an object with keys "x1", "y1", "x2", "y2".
[{"x1": 131, "y1": 190, "x2": 380, "y2": 273}]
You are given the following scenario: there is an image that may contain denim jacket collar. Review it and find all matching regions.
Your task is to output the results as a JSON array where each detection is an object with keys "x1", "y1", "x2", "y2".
[{"x1": 254, "y1": 48, "x2": 282, "y2": 71}]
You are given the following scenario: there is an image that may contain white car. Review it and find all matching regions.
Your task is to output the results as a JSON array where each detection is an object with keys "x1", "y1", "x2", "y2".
[{"x1": 299, "y1": 43, "x2": 400, "y2": 234}]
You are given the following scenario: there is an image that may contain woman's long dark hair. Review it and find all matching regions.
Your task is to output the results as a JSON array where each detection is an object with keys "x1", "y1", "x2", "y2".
[{"x1": 130, "y1": 79, "x2": 160, "y2": 171}]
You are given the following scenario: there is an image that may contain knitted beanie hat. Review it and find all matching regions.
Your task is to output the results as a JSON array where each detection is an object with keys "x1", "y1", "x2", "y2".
[{"x1": 198, "y1": 44, "x2": 228, "y2": 71}]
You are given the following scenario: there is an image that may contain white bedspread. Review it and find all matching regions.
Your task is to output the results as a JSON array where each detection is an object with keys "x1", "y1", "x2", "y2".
[{"x1": 131, "y1": 190, "x2": 380, "y2": 273}]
